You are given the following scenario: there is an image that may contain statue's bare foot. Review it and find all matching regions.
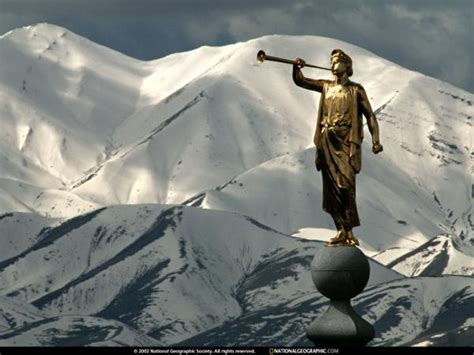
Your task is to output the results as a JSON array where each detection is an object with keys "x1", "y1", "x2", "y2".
[
  {"x1": 328, "y1": 230, "x2": 346, "y2": 246},
  {"x1": 345, "y1": 231, "x2": 360, "y2": 246},
  {"x1": 348, "y1": 237, "x2": 359, "y2": 246}
]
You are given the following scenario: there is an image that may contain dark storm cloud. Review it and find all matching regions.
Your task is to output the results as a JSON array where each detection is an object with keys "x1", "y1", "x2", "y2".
[{"x1": 0, "y1": 0, "x2": 472, "y2": 92}]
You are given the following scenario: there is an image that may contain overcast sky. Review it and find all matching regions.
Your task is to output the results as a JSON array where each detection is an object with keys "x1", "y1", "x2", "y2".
[{"x1": 0, "y1": 0, "x2": 472, "y2": 92}]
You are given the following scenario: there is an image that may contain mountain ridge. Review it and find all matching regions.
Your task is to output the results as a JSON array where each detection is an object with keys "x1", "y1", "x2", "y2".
[{"x1": 0, "y1": 23, "x2": 472, "y2": 347}]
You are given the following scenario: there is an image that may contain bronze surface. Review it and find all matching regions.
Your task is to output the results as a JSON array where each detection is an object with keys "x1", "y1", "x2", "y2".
[{"x1": 258, "y1": 49, "x2": 383, "y2": 247}]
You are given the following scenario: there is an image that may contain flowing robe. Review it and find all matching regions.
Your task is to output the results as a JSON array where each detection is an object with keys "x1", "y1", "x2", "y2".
[{"x1": 314, "y1": 81, "x2": 363, "y2": 229}]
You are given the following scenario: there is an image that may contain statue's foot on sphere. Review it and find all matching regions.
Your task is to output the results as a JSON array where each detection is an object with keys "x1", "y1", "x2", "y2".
[
  {"x1": 327, "y1": 240, "x2": 348, "y2": 247},
  {"x1": 327, "y1": 230, "x2": 346, "y2": 245},
  {"x1": 347, "y1": 236, "x2": 360, "y2": 246}
]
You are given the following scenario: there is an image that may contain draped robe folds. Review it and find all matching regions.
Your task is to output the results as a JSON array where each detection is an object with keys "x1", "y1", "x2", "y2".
[{"x1": 314, "y1": 81, "x2": 363, "y2": 229}]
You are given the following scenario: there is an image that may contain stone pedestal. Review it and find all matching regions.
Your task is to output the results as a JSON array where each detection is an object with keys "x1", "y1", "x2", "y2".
[{"x1": 306, "y1": 246, "x2": 375, "y2": 346}]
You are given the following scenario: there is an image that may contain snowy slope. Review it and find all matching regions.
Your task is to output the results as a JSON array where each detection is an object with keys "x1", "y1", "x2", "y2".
[
  {"x1": 0, "y1": 205, "x2": 401, "y2": 345},
  {"x1": 356, "y1": 276, "x2": 474, "y2": 346},
  {"x1": 0, "y1": 212, "x2": 62, "y2": 262},
  {"x1": 0, "y1": 23, "x2": 472, "y2": 347},
  {"x1": 0, "y1": 24, "x2": 470, "y2": 258},
  {"x1": 182, "y1": 78, "x2": 472, "y2": 258},
  {"x1": 0, "y1": 296, "x2": 46, "y2": 331},
  {"x1": 0, "y1": 315, "x2": 161, "y2": 346},
  {"x1": 180, "y1": 276, "x2": 474, "y2": 347},
  {"x1": 293, "y1": 228, "x2": 473, "y2": 277},
  {"x1": 190, "y1": 147, "x2": 449, "y2": 254},
  {"x1": 386, "y1": 234, "x2": 474, "y2": 276}
]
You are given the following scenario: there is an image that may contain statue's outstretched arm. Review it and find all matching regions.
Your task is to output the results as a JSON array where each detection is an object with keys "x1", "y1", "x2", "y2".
[
  {"x1": 358, "y1": 86, "x2": 383, "y2": 154},
  {"x1": 292, "y1": 64, "x2": 324, "y2": 93}
]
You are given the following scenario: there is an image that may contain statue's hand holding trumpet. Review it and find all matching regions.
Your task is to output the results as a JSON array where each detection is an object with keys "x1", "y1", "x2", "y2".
[{"x1": 295, "y1": 58, "x2": 306, "y2": 68}]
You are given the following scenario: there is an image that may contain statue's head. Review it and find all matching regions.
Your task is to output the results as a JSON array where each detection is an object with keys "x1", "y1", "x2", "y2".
[{"x1": 331, "y1": 49, "x2": 353, "y2": 77}]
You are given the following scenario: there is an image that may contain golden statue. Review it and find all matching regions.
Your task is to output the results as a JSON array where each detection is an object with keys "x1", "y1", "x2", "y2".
[
  {"x1": 256, "y1": 49, "x2": 383, "y2": 247},
  {"x1": 293, "y1": 49, "x2": 383, "y2": 246}
]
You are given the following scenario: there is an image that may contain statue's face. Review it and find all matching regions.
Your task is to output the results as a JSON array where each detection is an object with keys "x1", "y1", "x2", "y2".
[{"x1": 331, "y1": 56, "x2": 348, "y2": 76}]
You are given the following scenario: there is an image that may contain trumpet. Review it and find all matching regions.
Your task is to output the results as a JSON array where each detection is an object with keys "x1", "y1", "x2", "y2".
[{"x1": 257, "y1": 50, "x2": 331, "y2": 71}]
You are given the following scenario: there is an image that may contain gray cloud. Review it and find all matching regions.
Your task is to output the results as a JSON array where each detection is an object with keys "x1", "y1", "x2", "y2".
[{"x1": 0, "y1": 0, "x2": 472, "y2": 92}]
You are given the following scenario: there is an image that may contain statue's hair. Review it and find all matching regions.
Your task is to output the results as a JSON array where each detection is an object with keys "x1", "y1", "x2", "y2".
[{"x1": 331, "y1": 49, "x2": 353, "y2": 77}]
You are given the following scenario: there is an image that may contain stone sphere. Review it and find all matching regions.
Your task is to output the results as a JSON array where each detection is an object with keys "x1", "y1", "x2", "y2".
[{"x1": 311, "y1": 246, "x2": 370, "y2": 300}]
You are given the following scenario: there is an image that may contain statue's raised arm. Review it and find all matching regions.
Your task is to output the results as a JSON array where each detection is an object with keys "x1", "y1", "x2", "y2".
[{"x1": 292, "y1": 58, "x2": 326, "y2": 93}]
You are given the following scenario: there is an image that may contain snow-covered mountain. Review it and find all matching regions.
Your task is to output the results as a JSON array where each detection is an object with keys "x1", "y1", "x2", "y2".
[
  {"x1": 180, "y1": 276, "x2": 474, "y2": 347},
  {"x1": 386, "y1": 234, "x2": 474, "y2": 276},
  {"x1": 0, "y1": 24, "x2": 471, "y2": 255},
  {"x1": 0, "y1": 23, "x2": 472, "y2": 346},
  {"x1": 0, "y1": 296, "x2": 46, "y2": 331},
  {"x1": 293, "y1": 229, "x2": 474, "y2": 277},
  {"x1": 3, "y1": 204, "x2": 473, "y2": 347},
  {"x1": 0, "y1": 204, "x2": 401, "y2": 346},
  {"x1": 0, "y1": 315, "x2": 161, "y2": 346}
]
